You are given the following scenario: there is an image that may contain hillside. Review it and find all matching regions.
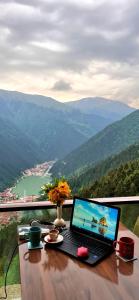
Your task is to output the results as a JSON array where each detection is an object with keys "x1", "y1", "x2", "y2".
[
  {"x1": 0, "y1": 116, "x2": 43, "y2": 191},
  {"x1": 81, "y1": 159, "x2": 139, "y2": 198},
  {"x1": 69, "y1": 143, "x2": 139, "y2": 192},
  {"x1": 67, "y1": 97, "x2": 135, "y2": 121},
  {"x1": 51, "y1": 109, "x2": 139, "y2": 177}
]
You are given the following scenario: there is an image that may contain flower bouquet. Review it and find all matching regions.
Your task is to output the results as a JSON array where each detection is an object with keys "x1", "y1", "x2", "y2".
[{"x1": 41, "y1": 178, "x2": 71, "y2": 226}]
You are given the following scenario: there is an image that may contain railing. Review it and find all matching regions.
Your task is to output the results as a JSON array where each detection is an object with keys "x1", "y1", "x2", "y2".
[
  {"x1": 0, "y1": 196, "x2": 139, "y2": 234},
  {"x1": 0, "y1": 196, "x2": 139, "y2": 212},
  {"x1": 0, "y1": 199, "x2": 73, "y2": 212}
]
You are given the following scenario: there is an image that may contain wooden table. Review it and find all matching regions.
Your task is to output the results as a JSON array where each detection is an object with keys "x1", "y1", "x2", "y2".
[{"x1": 19, "y1": 223, "x2": 139, "y2": 300}]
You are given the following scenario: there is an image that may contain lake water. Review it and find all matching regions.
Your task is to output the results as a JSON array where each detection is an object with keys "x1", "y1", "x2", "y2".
[{"x1": 12, "y1": 174, "x2": 51, "y2": 197}]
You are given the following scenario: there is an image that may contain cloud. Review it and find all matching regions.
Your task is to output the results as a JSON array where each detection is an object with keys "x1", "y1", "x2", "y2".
[
  {"x1": 0, "y1": 0, "x2": 139, "y2": 107},
  {"x1": 52, "y1": 80, "x2": 72, "y2": 91}
]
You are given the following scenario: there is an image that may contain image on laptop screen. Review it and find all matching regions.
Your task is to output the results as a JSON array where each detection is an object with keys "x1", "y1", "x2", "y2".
[{"x1": 72, "y1": 198, "x2": 119, "y2": 241}]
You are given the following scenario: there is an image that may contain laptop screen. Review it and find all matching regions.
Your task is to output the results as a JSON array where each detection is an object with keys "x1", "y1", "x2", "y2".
[{"x1": 71, "y1": 198, "x2": 120, "y2": 242}]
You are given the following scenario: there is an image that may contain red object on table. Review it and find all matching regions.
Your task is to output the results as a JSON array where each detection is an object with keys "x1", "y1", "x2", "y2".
[{"x1": 77, "y1": 246, "x2": 89, "y2": 257}]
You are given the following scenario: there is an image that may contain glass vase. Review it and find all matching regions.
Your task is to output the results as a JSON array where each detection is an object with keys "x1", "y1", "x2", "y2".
[{"x1": 54, "y1": 205, "x2": 66, "y2": 227}]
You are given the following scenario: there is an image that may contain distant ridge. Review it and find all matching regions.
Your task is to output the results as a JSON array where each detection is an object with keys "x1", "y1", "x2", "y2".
[
  {"x1": 0, "y1": 89, "x2": 116, "y2": 151},
  {"x1": 66, "y1": 97, "x2": 135, "y2": 121},
  {"x1": 1, "y1": 89, "x2": 134, "y2": 165},
  {"x1": 0, "y1": 89, "x2": 67, "y2": 111}
]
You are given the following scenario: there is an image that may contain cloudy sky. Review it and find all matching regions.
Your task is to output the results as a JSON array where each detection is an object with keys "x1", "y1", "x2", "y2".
[{"x1": 0, "y1": 0, "x2": 139, "y2": 108}]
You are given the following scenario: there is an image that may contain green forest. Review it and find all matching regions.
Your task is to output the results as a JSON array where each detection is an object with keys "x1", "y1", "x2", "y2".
[
  {"x1": 69, "y1": 143, "x2": 139, "y2": 193},
  {"x1": 79, "y1": 159, "x2": 139, "y2": 198}
]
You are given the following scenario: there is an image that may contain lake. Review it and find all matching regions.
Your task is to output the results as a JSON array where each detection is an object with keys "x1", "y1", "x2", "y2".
[{"x1": 12, "y1": 174, "x2": 51, "y2": 197}]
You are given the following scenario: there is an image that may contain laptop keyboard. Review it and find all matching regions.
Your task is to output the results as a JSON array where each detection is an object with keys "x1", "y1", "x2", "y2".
[{"x1": 60, "y1": 229, "x2": 111, "y2": 257}]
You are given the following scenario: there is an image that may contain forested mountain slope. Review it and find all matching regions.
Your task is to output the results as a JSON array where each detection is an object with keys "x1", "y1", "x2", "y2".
[
  {"x1": 69, "y1": 143, "x2": 139, "y2": 192},
  {"x1": 80, "y1": 159, "x2": 139, "y2": 198},
  {"x1": 51, "y1": 109, "x2": 139, "y2": 177}
]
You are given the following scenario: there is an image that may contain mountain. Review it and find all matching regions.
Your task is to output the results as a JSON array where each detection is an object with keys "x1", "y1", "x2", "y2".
[
  {"x1": 51, "y1": 109, "x2": 139, "y2": 177},
  {"x1": 0, "y1": 89, "x2": 67, "y2": 111},
  {"x1": 0, "y1": 116, "x2": 43, "y2": 191},
  {"x1": 0, "y1": 89, "x2": 116, "y2": 191},
  {"x1": 69, "y1": 143, "x2": 139, "y2": 192},
  {"x1": 0, "y1": 89, "x2": 137, "y2": 191},
  {"x1": 67, "y1": 97, "x2": 135, "y2": 121},
  {"x1": 0, "y1": 90, "x2": 115, "y2": 161}
]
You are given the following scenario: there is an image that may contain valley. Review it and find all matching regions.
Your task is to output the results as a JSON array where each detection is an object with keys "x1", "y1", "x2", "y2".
[
  {"x1": 2, "y1": 90, "x2": 128, "y2": 192},
  {"x1": 0, "y1": 90, "x2": 138, "y2": 202},
  {"x1": 0, "y1": 161, "x2": 53, "y2": 204}
]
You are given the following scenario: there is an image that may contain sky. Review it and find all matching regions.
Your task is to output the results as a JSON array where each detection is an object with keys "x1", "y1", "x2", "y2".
[{"x1": 0, "y1": 0, "x2": 139, "y2": 108}]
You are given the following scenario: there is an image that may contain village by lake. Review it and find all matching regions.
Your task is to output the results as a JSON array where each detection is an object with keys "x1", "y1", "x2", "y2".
[
  {"x1": 12, "y1": 161, "x2": 53, "y2": 198},
  {"x1": 0, "y1": 161, "x2": 54, "y2": 204}
]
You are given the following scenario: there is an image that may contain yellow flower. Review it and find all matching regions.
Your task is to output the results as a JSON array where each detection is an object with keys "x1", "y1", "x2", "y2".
[
  {"x1": 41, "y1": 179, "x2": 71, "y2": 206},
  {"x1": 58, "y1": 181, "x2": 71, "y2": 198},
  {"x1": 48, "y1": 188, "x2": 60, "y2": 203}
]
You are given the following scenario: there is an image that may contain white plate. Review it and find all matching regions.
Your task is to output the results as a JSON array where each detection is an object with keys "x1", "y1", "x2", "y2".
[{"x1": 44, "y1": 234, "x2": 63, "y2": 244}]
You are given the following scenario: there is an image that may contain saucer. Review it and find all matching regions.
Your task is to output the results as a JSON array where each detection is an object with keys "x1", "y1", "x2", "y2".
[
  {"x1": 28, "y1": 241, "x2": 43, "y2": 250},
  {"x1": 44, "y1": 234, "x2": 63, "y2": 244},
  {"x1": 116, "y1": 254, "x2": 138, "y2": 262}
]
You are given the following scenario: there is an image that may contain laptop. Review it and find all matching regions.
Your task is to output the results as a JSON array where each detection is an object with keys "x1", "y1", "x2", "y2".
[{"x1": 55, "y1": 197, "x2": 120, "y2": 265}]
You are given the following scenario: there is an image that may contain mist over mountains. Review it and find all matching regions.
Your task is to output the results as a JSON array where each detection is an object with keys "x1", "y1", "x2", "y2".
[{"x1": 0, "y1": 89, "x2": 136, "y2": 191}]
